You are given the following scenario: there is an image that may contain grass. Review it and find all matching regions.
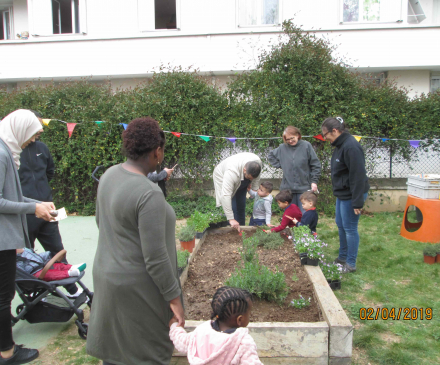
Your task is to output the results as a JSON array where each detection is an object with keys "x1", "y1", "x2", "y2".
[
  {"x1": 317, "y1": 212, "x2": 440, "y2": 365},
  {"x1": 35, "y1": 212, "x2": 439, "y2": 364}
]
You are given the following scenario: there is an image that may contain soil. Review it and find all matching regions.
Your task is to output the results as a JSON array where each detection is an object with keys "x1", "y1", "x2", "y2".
[{"x1": 183, "y1": 230, "x2": 322, "y2": 323}]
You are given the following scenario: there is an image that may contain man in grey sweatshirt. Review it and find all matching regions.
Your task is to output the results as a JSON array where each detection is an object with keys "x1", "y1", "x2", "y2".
[{"x1": 268, "y1": 126, "x2": 321, "y2": 213}]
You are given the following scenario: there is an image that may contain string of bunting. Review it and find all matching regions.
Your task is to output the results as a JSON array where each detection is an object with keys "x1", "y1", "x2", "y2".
[{"x1": 43, "y1": 119, "x2": 438, "y2": 148}]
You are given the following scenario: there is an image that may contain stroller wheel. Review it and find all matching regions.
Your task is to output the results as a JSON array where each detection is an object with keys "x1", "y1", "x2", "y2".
[
  {"x1": 78, "y1": 322, "x2": 88, "y2": 340},
  {"x1": 16, "y1": 304, "x2": 25, "y2": 315}
]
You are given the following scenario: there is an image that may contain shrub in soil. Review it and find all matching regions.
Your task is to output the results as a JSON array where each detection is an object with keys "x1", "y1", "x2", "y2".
[
  {"x1": 253, "y1": 228, "x2": 284, "y2": 250},
  {"x1": 240, "y1": 232, "x2": 259, "y2": 263},
  {"x1": 177, "y1": 250, "x2": 191, "y2": 269},
  {"x1": 289, "y1": 295, "x2": 311, "y2": 309},
  {"x1": 187, "y1": 211, "x2": 210, "y2": 233}
]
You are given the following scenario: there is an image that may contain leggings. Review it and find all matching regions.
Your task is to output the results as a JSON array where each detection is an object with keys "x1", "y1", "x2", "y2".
[{"x1": 0, "y1": 250, "x2": 16, "y2": 352}]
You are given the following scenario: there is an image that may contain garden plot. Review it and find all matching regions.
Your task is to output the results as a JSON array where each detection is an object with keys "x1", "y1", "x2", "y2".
[{"x1": 176, "y1": 227, "x2": 353, "y2": 365}]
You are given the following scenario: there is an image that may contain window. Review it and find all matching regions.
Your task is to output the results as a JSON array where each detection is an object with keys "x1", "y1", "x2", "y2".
[
  {"x1": 237, "y1": 0, "x2": 280, "y2": 27},
  {"x1": 138, "y1": 0, "x2": 178, "y2": 31},
  {"x1": 407, "y1": 0, "x2": 426, "y2": 24},
  {"x1": 0, "y1": 8, "x2": 13, "y2": 40},
  {"x1": 431, "y1": 76, "x2": 440, "y2": 93},
  {"x1": 341, "y1": 0, "x2": 402, "y2": 23},
  {"x1": 361, "y1": 72, "x2": 388, "y2": 86},
  {"x1": 32, "y1": 0, "x2": 86, "y2": 36}
]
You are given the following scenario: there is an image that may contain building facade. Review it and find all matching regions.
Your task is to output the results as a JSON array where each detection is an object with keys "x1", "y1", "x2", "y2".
[{"x1": 1, "y1": 0, "x2": 439, "y2": 97}]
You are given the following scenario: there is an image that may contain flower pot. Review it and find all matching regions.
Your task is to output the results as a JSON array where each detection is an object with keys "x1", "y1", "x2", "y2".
[
  {"x1": 299, "y1": 253, "x2": 308, "y2": 266},
  {"x1": 306, "y1": 258, "x2": 319, "y2": 266},
  {"x1": 436, "y1": 254, "x2": 440, "y2": 264},
  {"x1": 180, "y1": 238, "x2": 195, "y2": 253},
  {"x1": 195, "y1": 229, "x2": 207, "y2": 239},
  {"x1": 327, "y1": 279, "x2": 342, "y2": 290},
  {"x1": 220, "y1": 221, "x2": 228, "y2": 227},
  {"x1": 424, "y1": 255, "x2": 436, "y2": 265},
  {"x1": 209, "y1": 222, "x2": 220, "y2": 229}
]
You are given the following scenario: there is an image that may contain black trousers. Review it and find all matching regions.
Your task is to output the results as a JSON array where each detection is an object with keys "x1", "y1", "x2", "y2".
[
  {"x1": 231, "y1": 178, "x2": 250, "y2": 226},
  {"x1": 26, "y1": 215, "x2": 77, "y2": 295},
  {"x1": 0, "y1": 250, "x2": 16, "y2": 352}
]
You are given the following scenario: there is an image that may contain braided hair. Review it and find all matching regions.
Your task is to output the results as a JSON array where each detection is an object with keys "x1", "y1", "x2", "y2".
[{"x1": 211, "y1": 286, "x2": 252, "y2": 322}]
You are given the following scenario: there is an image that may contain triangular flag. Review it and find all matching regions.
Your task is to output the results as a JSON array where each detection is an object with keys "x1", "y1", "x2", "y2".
[
  {"x1": 381, "y1": 138, "x2": 390, "y2": 142},
  {"x1": 119, "y1": 123, "x2": 128, "y2": 130},
  {"x1": 313, "y1": 134, "x2": 325, "y2": 141},
  {"x1": 66, "y1": 123, "x2": 77, "y2": 138},
  {"x1": 409, "y1": 140, "x2": 420, "y2": 148},
  {"x1": 95, "y1": 121, "x2": 104, "y2": 128},
  {"x1": 227, "y1": 138, "x2": 236, "y2": 143},
  {"x1": 199, "y1": 136, "x2": 210, "y2": 142},
  {"x1": 171, "y1": 132, "x2": 181, "y2": 138},
  {"x1": 42, "y1": 119, "x2": 51, "y2": 126},
  {"x1": 354, "y1": 135, "x2": 362, "y2": 142}
]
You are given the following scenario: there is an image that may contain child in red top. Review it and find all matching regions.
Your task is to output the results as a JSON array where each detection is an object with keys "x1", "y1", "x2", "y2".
[{"x1": 268, "y1": 190, "x2": 302, "y2": 233}]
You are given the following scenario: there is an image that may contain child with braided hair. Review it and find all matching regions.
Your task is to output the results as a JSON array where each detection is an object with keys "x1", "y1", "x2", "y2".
[{"x1": 169, "y1": 286, "x2": 263, "y2": 364}]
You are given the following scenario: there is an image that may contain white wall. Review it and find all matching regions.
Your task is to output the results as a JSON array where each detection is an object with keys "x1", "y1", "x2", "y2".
[{"x1": 387, "y1": 70, "x2": 431, "y2": 98}]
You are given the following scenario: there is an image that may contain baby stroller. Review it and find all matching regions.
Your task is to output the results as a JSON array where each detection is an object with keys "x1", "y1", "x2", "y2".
[{"x1": 11, "y1": 250, "x2": 94, "y2": 339}]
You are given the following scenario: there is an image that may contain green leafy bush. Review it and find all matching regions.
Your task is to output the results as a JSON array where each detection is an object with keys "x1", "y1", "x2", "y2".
[
  {"x1": 187, "y1": 211, "x2": 210, "y2": 232},
  {"x1": 252, "y1": 228, "x2": 284, "y2": 250},
  {"x1": 226, "y1": 261, "x2": 289, "y2": 304},
  {"x1": 289, "y1": 295, "x2": 311, "y2": 309},
  {"x1": 240, "y1": 232, "x2": 259, "y2": 263},
  {"x1": 423, "y1": 245, "x2": 438, "y2": 257},
  {"x1": 177, "y1": 250, "x2": 191, "y2": 269},
  {"x1": 319, "y1": 261, "x2": 343, "y2": 281},
  {"x1": 178, "y1": 225, "x2": 195, "y2": 242}
]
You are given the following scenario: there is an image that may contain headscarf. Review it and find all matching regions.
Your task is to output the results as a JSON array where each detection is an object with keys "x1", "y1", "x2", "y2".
[{"x1": 0, "y1": 109, "x2": 43, "y2": 169}]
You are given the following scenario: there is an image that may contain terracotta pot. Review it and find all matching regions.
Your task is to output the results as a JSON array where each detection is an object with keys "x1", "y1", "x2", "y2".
[
  {"x1": 423, "y1": 255, "x2": 436, "y2": 265},
  {"x1": 436, "y1": 254, "x2": 440, "y2": 263},
  {"x1": 180, "y1": 238, "x2": 195, "y2": 253}
]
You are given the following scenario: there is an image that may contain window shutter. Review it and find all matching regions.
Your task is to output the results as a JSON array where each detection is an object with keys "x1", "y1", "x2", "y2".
[
  {"x1": 31, "y1": 0, "x2": 53, "y2": 36},
  {"x1": 78, "y1": 0, "x2": 88, "y2": 33},
  {"x1": 138, "y1": 0, "x2": 155, "y2": 31}
]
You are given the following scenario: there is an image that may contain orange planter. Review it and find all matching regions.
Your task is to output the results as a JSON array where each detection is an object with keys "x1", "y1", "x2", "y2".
[
  {"x1": 180, "y1": 238, "x2": 195, "y2": 253},
  {"x1": 423, "y1": 255, "x2": 436, "y2": 265},
  {"x1": 436, "y1": 254, "x2": 440, "y2": 264}
]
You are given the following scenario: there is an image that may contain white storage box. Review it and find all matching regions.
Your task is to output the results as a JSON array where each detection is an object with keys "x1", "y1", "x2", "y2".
[{"x1": 407, "y1": 174, "x2": 440, "y2": 199}]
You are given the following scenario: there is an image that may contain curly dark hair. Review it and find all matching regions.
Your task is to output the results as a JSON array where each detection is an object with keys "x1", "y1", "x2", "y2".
[
  {"x1": 122, "y1": 117, "x2": 165, "y2": 160},
  {"x1": 211, "y1": 286, "x2": 252, "y2": 322}
]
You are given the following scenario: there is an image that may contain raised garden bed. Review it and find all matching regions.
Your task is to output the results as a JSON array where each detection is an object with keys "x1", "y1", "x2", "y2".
[{"x1": 176, "y1": 227, "x2": 353, "y2": 364}]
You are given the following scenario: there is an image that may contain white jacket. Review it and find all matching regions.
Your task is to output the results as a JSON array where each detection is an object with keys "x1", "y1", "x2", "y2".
[{"x1": 213, "y1": 153, "x2": 262, "y2": 220}]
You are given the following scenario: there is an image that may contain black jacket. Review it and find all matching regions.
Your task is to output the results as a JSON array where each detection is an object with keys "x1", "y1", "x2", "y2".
[
  {"x1": 297, "y1": 208, "x2": 318, "y2": 233},
  {"x1": 18, "y1": 141, "x2": 55, "y2": 202},
  {"x1": 331, "y1": 133, "x2": 369, "y2": 209}
]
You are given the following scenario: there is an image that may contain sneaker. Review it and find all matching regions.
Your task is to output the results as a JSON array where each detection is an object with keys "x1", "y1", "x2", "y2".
[
  {"x1": 70, "y1": 263, "x2": 87, "y2": 272},
  {"x1": 333, "y1": 257, "x2": 346, "y2": 265},
  {"x1": 66, "y1": 288, "x2": 83, "y2": 299},
  {"x1": 342, "y1": 263, "x2": 357, "y2": 273},
  {"x1": 0, "y1": 345, "x2": 39, "y2": 364}
]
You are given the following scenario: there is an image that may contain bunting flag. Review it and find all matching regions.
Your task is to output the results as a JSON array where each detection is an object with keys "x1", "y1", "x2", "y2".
[
  {"x1": 409, "y1": 140, "x2": 420, "y2": 148},
  {"x1": 42, "y1": 119, "x2": 51, "y2": 127},
  {"x1": 227, "y1": 138, "x2": 236, "y2": 143},
  {"x1": 313, "y1": 134, "x2": 325, "y2": 141},
  {"x1": 95, "y1": 121, "x2": 104, "y2": 128},
  {"x1": 354, "y1": 135, "x2": 362, "y2": 142},
  {"x1": 171, "y1": 132, "x2": 181, "y2": 138},
  {"x1": 381, "y1": 138, "x2": 390, "y2": 142},
  {"x1": 199, "y1": 136, "x2": 210, "y2": 142},
  {"x1": 66, "y1": 123, "x2": 77, "y2": 138},
  {"x1": 120, "y1": 123, "x2": 128, "y2": 130}
]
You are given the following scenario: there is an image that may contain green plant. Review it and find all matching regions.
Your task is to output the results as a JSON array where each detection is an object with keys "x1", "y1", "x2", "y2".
[
  {"x1": 289, "y1": 295, "x2": 311, "y2": 309},
  {"x1": 434, "y1": 243, "x2": 440, "y2": 254},
  {"x1": 226, "y1": 261, "x2": 289, "y2": 304},
  {"x1": 319, "y1": 261, "x2": 343, "y2": 281},
  {"x1": 178, "y1": 224, "x2": 196, "y2": 242},
  {"x1": 423, "y1": 245, "x2": 438, "y2": 257},
  {"x1": 253, "y1": 228, "x2": 284, "y2": 250},
  {"x1": 177, "y1": 250, "x2": 191, "y2": 269},
  {"x1": 240, "y1": 232, "x2": 259, "y2": 263},
  {"x1": 187, "y1": 211, "x2": 210, "y2": 232}
]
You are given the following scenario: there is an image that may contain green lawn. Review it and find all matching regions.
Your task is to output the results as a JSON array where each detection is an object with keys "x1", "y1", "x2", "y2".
[
  {"x1": 36, "y1": 212, "x2": 439, "y2": 364},
  {"x1": 317, "y1": 213, "x2": 440, "y2": 365}
]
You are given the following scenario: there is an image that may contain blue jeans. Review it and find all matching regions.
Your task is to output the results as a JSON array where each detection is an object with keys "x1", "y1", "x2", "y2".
[
  {"x1": 291, "y1": 192, "x2": 306, "y2": 214},
  {"x1": 335, "y1": 193, "x2": 368, "y2": 268},
  {"x1": 249, "y1": 217, "x2": 266, "y2": 226},
  {"x1": 231, "y1": 178, "x2": 250, "y2": 226}
]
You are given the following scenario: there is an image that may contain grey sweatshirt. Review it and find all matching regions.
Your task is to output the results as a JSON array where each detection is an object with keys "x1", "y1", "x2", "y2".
[
  {"x1": 248, "y1": 190, "x2": 273, "y2": 224},
  {"x1": 268, "y1": 140, "x2": 321, "y2": 193}
]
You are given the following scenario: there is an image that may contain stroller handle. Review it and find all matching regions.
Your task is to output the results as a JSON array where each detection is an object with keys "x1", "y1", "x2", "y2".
[{"x1": 91, "y1": 165, "x2": 104, "y2": 183}]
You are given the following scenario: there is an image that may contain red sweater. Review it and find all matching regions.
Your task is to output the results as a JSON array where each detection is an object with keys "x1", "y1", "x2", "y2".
[{"x1": 271, "y1": 204, "x2": 303, "y2": 232}]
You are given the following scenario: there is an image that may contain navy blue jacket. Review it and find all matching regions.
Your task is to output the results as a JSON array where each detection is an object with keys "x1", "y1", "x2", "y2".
[
  {"x1": 296, "y1": 208, "x2": 318, "y2": 233},
  {"x1": 18, "y1": 141, "x2": 55, "y2": 202}
]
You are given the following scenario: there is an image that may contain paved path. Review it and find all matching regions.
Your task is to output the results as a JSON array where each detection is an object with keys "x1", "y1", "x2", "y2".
[{"x1": 12, "y1": 216, "x2": 98, "y2": 350}]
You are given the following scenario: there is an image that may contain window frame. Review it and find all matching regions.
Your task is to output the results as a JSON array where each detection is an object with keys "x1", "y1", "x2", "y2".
[
  {"x1": 431, "y1": 75, "x2": 440, "y2": 93},
  {"x1": 236, "y1": 0, "x2": 282, "y2": 28},
  {"x1": 138, "y1": 0, "x2": 181, "y2": 33},
  {"x1": 339, "y1": 0, "x2": 403, "y2": 25},
  {"x1": 1, "y1": 6, "x2": 13, "y2": 40}
]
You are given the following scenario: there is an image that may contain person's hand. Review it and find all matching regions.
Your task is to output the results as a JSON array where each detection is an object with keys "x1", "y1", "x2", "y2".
[
  {"x1": 265, "y1": 230, "x2": 272, "y2": 234},
  {"x1": 164, "y1": 167, "x2": 174, "y2": 179},
  {"x1": 266, "y1": 224, "x2": 275, "y2": 227},
  {"x1": 41, "y1": 201, "x2": 56, "y2": 211},
  {"x1": 169, "y1": 316, "x2": 179, "y2": 328},
  {"x1": 35, "y1": 203, "x2": 55, "y2": 221},
  {"x1": 292, "y1": 218, "x2": 298, "y2": 224},
  {"x1": 247, "y1": 184, "x2": 251, "y2": 192},
  {"x1": 354, "y1": 209, "x2": 362, "y2": 215},
  {"x1": 311, "y1": 183, "x2": 318, "y2": 192},
  {"x1": 229, "y1": 219, "x2": 241, "y2": 232},
  {"x1": 169, "y1": 296, "x2": 185, "y2": 327}
]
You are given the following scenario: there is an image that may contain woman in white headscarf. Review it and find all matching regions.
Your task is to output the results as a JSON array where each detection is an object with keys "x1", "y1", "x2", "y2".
[{"x1": 0, "y1": 109, "x2": 55, "y2": 364}]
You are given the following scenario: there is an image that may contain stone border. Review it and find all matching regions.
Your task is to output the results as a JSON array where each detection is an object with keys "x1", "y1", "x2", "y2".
[{"x1": 176, "y1": 227, "x2": 352, "y2": 364}]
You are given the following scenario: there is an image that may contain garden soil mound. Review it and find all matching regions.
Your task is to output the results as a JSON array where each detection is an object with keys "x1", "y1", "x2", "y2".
[{"x1": 184, "y1": 230, "x2": 322, "y2": 322}]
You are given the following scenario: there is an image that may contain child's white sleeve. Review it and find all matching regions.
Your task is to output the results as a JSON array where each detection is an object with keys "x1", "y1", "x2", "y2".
[
  {"x1": 248, "y1": 189, "x2": 257, "y2": 198},
  {"x1": 264, "y1": 199, "x2": 272, "y2": 225},
  {"x1": 169, "y1": 323, "x2": 191, "y2": 354}
]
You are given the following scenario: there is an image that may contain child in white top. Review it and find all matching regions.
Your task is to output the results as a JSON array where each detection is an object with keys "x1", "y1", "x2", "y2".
[{"x1": 247, "y1": 182, "x2": 273, "y2": 227}]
